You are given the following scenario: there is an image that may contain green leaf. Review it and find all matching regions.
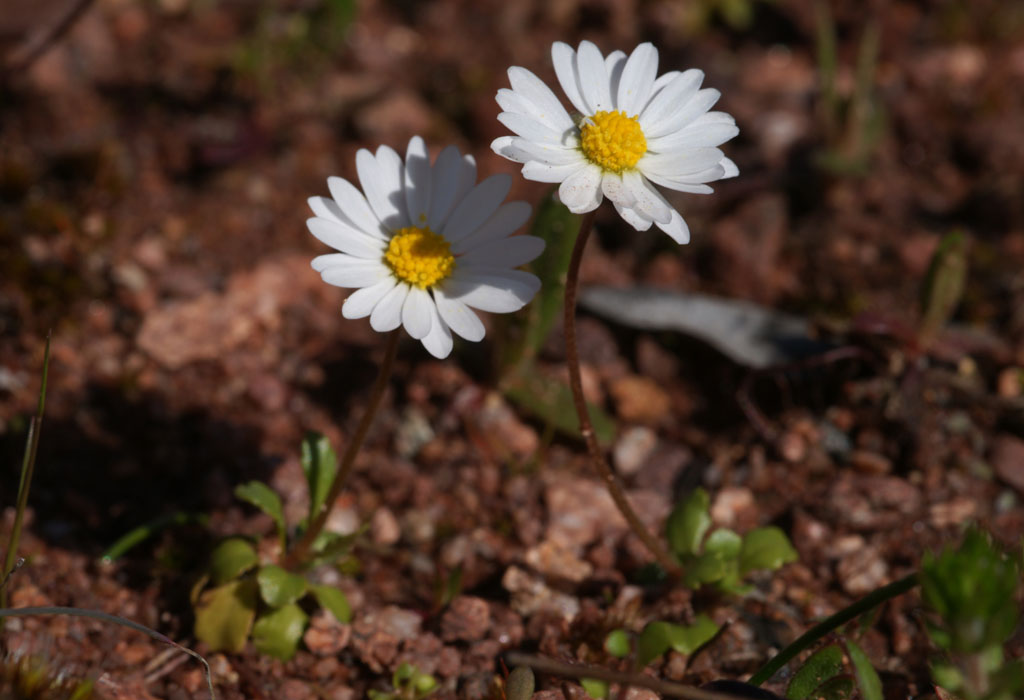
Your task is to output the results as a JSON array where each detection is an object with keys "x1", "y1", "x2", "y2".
[
  {"x1": 739, "y1": 526, "x2": 798, "y2": 575},
  {"x1": 637, "y1": 621, "x2": 673, "y2": 667},
  {"x1": 786, "y1": 644, "x2": 845, "y2": 699},
  {"x1": 520, "y1": 191, "x2": 580, "y2": 361},
  {"x1": 301, "y1": 433, "x2": 339, "y2": 525},
  {"x1": 666, "y1": 488, "x2": 711, "y2": 557},
  {"x1": 665, "y1": 614, "x2": 719, "y2": 655},
  {"x1": 311, "y1": 584, "x2": 351, "y2": 623},
  {"x1": 193, "y1": 578, "x2": 258, "y2": 652},
  {"x1": 685, "y1": 529, "x2": 742, "y2": 589},
  {"x1": 505, "y1": 667, "x2": 535, "y2": 700},
  {"x1": 813, "y1": 675, "x2": 856, "y2": 700},
  {"x1": 257, "y1": 564, "x2": 308, "y2": 607},
  {"x1": 845, "y1": 640, "x2": 882, "y2": 700},
  {"x1": 581, "y1": 678, "x2": 609, "y2": 699},
  {"x1": 502, "y1": 364, "x2": 615, "y2": 446},
  {"x1": 919, "y1": 231, "x2": 968, "y2": 342},
  {"x1": 209, "y1": 538, "x2": 258, "y2": 585},
  {"x1": 252, "y1": 603, "x2": 309, "y2": 660},
  {"x1": 234, "y1": 481, "x2": 286, "y2": 542},
  {"x1": 604, "y1": 628, "x2": 631, "y2": 658}
]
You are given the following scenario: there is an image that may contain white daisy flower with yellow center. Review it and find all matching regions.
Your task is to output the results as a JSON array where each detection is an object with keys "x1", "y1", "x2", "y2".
[
  {"x1": 491, "y1": 40, "x2": 739, "y2": 244},
  {"x1": 308, "y1": 136, "x2": 543, "y2": 359}
]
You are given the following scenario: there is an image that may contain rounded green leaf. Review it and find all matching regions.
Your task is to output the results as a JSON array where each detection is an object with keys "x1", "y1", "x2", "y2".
[
  {"x1": 252, "y1": 603, "x2": 309, "y2": 661},
  {"x1": 739, "y1": 526, "x2": 798, "y2": 575},
  {"x1": 845, "y1": 640, "x2": 882, "y2": 700},
  {"x1": 505, "y1": 667, "x2": 535, "y2": 700},
  {"x1": 311, "y1": 584, "x2": 351, "y2": 623},
  {"x1": 209, "y1": 538, "x2": 258, "y2": 585},
  {"x1": 667, "y1": 488, "x2": 711, "y2": 556},
  {"x1": 604, "y1": 628, "x2": 631, "y2": 658},
  {"x1": 257, "y1": 564, "x2": 308, "y2": 607},
  {"x1": 581, "y1": 678, "x2": 609, "y2": 699},
  {"x1": 637, "y1": 621, "x2": 672, "y2": 667},
  {"x1": 234, "y1": 481, "x2": 285, "y2": 540},
  {"x1": 193, "y1": 579, "x2": 258, "y2": 652},
  {"x1": 665, "y1": 614, "x2": 719, "y2": 655},
  {"x1": 301, "y1": 432, "x2": 339, "y2": 523},
  {"x1": 786, "y1": 644, "x2": 844, "y2": 699}
]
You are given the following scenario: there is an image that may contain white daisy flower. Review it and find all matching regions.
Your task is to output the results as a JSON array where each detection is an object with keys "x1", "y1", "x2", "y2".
[
  {"x1": 307, "y1": 136, "x2": 544, "y2": 359},
  {"x1": 491, "y1": 40, "x2": 739, "y2": 244}
]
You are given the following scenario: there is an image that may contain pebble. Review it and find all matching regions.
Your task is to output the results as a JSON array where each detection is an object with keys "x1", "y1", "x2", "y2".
[
  {"x1": 778, "y1": 431, "x2": 806, "y2": 463},
  {"x1": 929, "y1": 497, "x2": 977, "y2": 527},
  {"x1": 545, "y1": 478, "x2": 627, "y2": 548},
  {"x1": 525, "y1": 541, "x2": 594, "y2": 583},
  {"x1": 609, "y1": 375, "x2": 671, "y2": 424},
  {"x1": 710, "y1": 486, "x2": 757, "y2": 530},
  {"x1": 837, "y1": 546, "x2": 889, "y2": 596},
  {"x1": 992, "y1": 434, "x2": 1024, "y2": 495},
  {"x1": 502, "y1": 566, "x2": 580, "y2": 620},
  {"x1": 849, "y1": 449, "x2": 892, "y2": 474},
  {"x1": 997, "y1": 367, "x2": 1023, "y2": 398},
  {"x1": 303, "y1": 610, "x2": 351, "y2": 656},
  {"x1": 371, "y1": 507, "x2": 401, "y2": 546},
  {"x1": 440, "y1": 595, "x2": 491, "y2": 642},
  {"x1": 613, "y1": 426, "x2": 658, "y2": 476}
]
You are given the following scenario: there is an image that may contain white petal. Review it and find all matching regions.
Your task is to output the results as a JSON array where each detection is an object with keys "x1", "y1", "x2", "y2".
[
  {"x1": 307, "y1": 217, "x2": 385, "y2": 259},
  {"x1": 318, "y1": 258, "x2": 390, "y2": 288},
  {"x1": 492, "y1": 135, "x2": 581, "y2": 166},
  {"x1": 617, "y1": 43, "x2": 658, "y2": 115},
  {"x1": 647, "y1": 70, "x2": 681, "y2": 104},
  {"x1": 600, "y1": 172, "x2": 636, "y2": 207},
  {"x1": 401, "y1": 285, "x2": 433, "y2": 339},
  {"x1": 552, "y1": 41, "x2": 590, "y2": 114},
  {"x1": 507, "y1": 66, "x2": 574, "y2": 131},
  {"x1": 427, "y1": 145, "x2": 465, "y2": 230},
  {"x1": 558, "y1": 163, "x2": 603, "y2": 213},
  {"x1": 420, "y1": 302, "x2": 453, "y2": 358},
  {"x1": 646, "y1": 88, "x2": 721, "y2": 139},
  {"x1": 642, "y1": 169, "x2": 717, "y2": 194},
  {"x1": 369, "y1": 282, "x2": 409, "y2": 332},
  {"x1": 622, "y1": 171, "x2": 671, "y2": 224},
  {"x1": 453, "y1": 201, "x2": 532, "y2": 254},
  {"x1": 576, "y1": 40, "x2": 613, "y2": 112},
  {"x1": 639, "y1": 69, "x2": 704, "y2": 137},
  {"x1": 613, "y1": 202, "x2": 654, "y2": 231},
  {"x1": 434, "y1": 289, "x2": 485, "y2": 342},
  {"x1": 308, "y1": 196, "x2": 344, "y2": 223},
  {"x1": 655, "y1": 207, "x2": 691, "y2": 244},
  {"x1": 640, "y1": 148, "x2": 726, "y2": 177},
  {"x1": 342, "y1": 278, "x2": 396, "y2": 319},
  {"x1": 443, "y1": 173, "x2": 512, "y2": 243},
  {"x1": 719, "y1": 156, "x2": 739, "y2": 179},
  {"x1": 648, "y1": 122, "x2": 738, "y2": 151},
  {"x1": 522, "y1": 160, "x2": 588, "y2": 184},
  {"x1": 404, "y1": 136, "x2": 432, "y2": 225},
  {"x1": 605, "y1": 50, "x2": 627, "y2": 106},
  {"x1": 445, "y1": 268, "x2": 540, "y2": 312},
  {"x1": 355, "y1": 147, "x2": 407, "y2": 230},
  {"x1": 327, "y1": 176, "x2": 388, "y2": 239},
  {"x1": 497, "y1": 112, "x2": 565, "y2": 146},
  {"x1": 459, "y1": 235, "x2": 545, "y2": 267}
]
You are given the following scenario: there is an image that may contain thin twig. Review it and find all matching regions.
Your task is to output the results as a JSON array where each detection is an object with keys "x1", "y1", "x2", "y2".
[
  {"x1": 2, "y1": 0, "x2": 96, "y2": 77},
  {"x1": 562, "y1": 212, "x2": 680, "y2": 576},
  {"x1": 504, "y1": 652, "x2": 741, "y2": 700},
  {"x1": 282, "y1": 330, "x2": 400, "y2": 570}
]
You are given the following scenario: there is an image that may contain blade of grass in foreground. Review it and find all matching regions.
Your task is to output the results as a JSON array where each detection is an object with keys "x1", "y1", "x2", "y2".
[{"x1": 1, "y1": 332, "x2": 52, "y2": 610}]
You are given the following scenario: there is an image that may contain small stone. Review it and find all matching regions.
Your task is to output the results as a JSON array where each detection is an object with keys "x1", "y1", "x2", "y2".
[
  {"x1": 997, "y1": 368, "x2": 1023, "y2": 398},
  {"x1": 303, "y1": 610, "x2": 351, "y2": 656},
  {"x1": 929, "y1": 498, "x2": 978, "y2": 528},
  {"x1": 609, "y1": 375, "x2": 671, "y2": 424},
  {"x1": 849, "y1": 449, "x2": 892, "y2": 474},
  {"x1": 440, "y1": 595, "x2": 491, "y2": 642},
  {"x1": 710, "y1": 486, "x2": 756, "y2": 530},
  {"x1": 837, "y1": 546, "x2": 888, "y2": 596},
  {"x1": 502, "y1": 566, "x2": 579, "y2": 620},
  {"x1": 778, "y1": 431, "x2": 806, "y2": 463},
  {"x1": 992, "y1": 434, "x2": 1024, "y2": 495},
  {"x1": 525, "y1": 541, "x2": 593, "y2": 583},
  {"x1": 545, "y1": 478, "x2": 627, "y2": 548},
  {"x1": 613, "y1": 426, "x2": 658, "y2": 476},
  {"x1": 281, "y1": 679, "x2": 309, "y2": 700},
  {"x1": 371, "y1": 507, "x2": 401, "y2": 546}
]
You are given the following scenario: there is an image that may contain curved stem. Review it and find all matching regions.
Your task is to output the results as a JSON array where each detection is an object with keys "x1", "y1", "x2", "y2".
[
  {"x1": 748, "y1": 571, "x2": 919, "y2": 686},
  {"x1": 283, "y1": 330, "x2": 400, "y2": 570},
  {"x1": 563, "y1": 212, "x2": 680, "y2": 577}
]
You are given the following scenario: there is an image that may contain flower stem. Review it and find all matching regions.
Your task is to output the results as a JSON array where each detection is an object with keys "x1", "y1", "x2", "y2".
[
  {"x1": 283, "y1": 330, "x2": 400, "y2": 570},
  {"x1": 563, "y1": 212, "x2": 680, "y2": 577}
]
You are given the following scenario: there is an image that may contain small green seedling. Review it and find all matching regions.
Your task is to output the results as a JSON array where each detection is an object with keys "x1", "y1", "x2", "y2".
[
  {"x1": 666, "y1": 488, "x2": 797, "y2": 592},
  {"x1": 192, "y1": 433, "x2": 355, "y2": 660},
  {"x1": 921, "y1": 528, "x2": 1023, "y2": 700},
  {"x1": 598, "y1": 614, "x2": 720, "y2": 672},
  {"x1": 367, "y1": 663, "x2": 438, "y2": 700},
  {"x1": 784, "y1": 640, "x2": 883, "y2": 700}
]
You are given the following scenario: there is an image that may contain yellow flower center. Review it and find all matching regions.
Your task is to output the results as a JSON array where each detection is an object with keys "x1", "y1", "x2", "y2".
[
  {"x1": 579, "y1": 110, "x2": 647, "y2": 173},
  {"x1": 383, "y1": 226, "x2": 455, "y2": 288}
]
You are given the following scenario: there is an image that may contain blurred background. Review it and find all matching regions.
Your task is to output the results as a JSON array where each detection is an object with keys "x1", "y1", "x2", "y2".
[{"x1": 2, "y1": 0, "x2": 1024, "y2": 696}]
